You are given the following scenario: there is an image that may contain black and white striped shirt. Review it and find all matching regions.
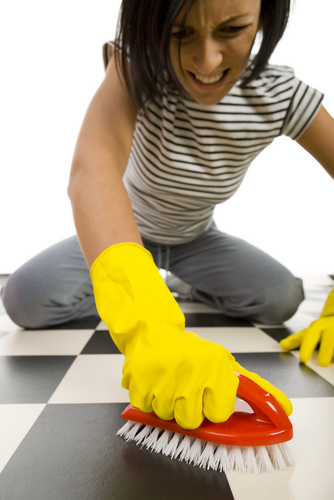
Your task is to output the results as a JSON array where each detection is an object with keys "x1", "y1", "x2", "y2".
[{"x1": 103, "y1": 41, "x2": 324, "y2": 245}]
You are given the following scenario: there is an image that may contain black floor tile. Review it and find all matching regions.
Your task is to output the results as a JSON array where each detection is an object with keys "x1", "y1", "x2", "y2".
[
  {"x1": 185, "y1": 313, "x2": 251, "y2": 327},
  {"x1": 234, "y1": 352, "x2": 334, "y2": 398},
  {"x1": 261, "y1": 328, "x2": 321, "y2": 351},
  {"x1": 0, "y1": 403, "x2": 234, "y2": 500},
  {"x1": 260, "y1": 327, "x2": 294, "y2": 343},
  {"x1": 0, "y1": 356, "x2": 75, "y2": 403},
  {"x1": 81, "y1": 330, "x2": 121, "y2": 354}
]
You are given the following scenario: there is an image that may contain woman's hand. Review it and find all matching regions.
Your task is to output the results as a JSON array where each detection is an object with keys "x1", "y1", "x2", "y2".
[
  {"x1": 91, "y1": 242, "x2": 293, "y2": 431},
  {"x1": 122, "y1": 327, "x2": 293, "y2": 429},
  {"x1": 280, "y1": 288, "x2": 334, "y2": 367}
]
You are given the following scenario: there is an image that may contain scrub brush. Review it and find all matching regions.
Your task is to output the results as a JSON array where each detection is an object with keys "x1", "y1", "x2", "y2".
[{"x1": 117, "y1": 373, "x2": 295, "y2": 474}]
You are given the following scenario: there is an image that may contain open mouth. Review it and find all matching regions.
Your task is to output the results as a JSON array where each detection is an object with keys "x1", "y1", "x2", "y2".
[{"x1": 188, "y1": 69, "x2": 229, "y2": 88}]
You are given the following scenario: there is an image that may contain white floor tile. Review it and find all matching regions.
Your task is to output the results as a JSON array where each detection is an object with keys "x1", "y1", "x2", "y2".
[
  {"x1": 0, "y1": 315, "x2": 23, "y2": 333},
  {"x1": 0, "y1": 329, "x2": 95, "y2": 356},
  {"x1": 187, "y1": 327, "x2": 281, "y2": 352},
  {"x1": 48, "y1": 354, "x2": 129, "y2": 404},
  {"x1": 298, "y1": 299, "x2": 326, "y2": 314},
  {"x1": 304, "y1": 289, "x2": 330, "y2": 301},
  {"x1": 299, "y1": 275, "x2": 334, "y2": 287},
  {"x1": 291, "y1": 351, "x2": 334, "y2": 385},
  {"x1": 0, "y1": 404, "x2": 45, "y2": 473},
  {"x1": 226, "y1": 397, "x2": 334, "y2": 500},
  {"x1": 96, "y1": 321, "x2": 108, "y2": 330}
]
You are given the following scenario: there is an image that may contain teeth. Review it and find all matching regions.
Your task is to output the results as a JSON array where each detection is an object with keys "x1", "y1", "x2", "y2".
[{"x1": 194, "y1": 72, "x2": 224, "y2": 84}]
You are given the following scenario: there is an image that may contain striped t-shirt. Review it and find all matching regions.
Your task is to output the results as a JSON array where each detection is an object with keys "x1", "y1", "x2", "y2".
[{"x1": 103, "y1": 41, "x2": 324, "y2": 245}]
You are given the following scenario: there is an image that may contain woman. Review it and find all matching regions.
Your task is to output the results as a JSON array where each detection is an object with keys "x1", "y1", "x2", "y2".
[{"x1": 2, "y1": 0, "x2": 334, "y2": 428}]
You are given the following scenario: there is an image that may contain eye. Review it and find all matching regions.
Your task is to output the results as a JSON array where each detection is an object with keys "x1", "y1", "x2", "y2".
[
  {"x1": 219, "y1": 25, "x2": 249, "y2": 35},
  {"x1": 171, "y1": 28, "x2": 194, "y2": 40}
]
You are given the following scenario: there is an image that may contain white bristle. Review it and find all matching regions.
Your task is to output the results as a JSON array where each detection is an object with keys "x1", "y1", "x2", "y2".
[
  {"x1": 162, "y1": 432, "x2": 183, "y2": 458},
  {"x1": 187, "y1": 438, "x2": 205, "y2": 465},
  {"x1": 142, "y1": 427, "x2": 162, "y2": 450},
  {"x1": 174, "y1": 435, "x2": 195, "y2": 461},
  {"x1": 117, "y1": 421, "x2": 294, "y2": 474},
  {"x1": 116, "y1": 419, "x2": 136, "y2": 438},
  {"x1": 152, "y1": 430, "x2": 172, "y2": 454},
  {"x1": 244, "y1": 446, "x2": 259, "y2": 474},
  {"x1": 278, "y1": 442, "x2": 295, "y2": 467},
  {"x1": 196, "y1": 442, "x2": 217, "y2": 470},
  {"x1": 255, "y1": 446, "x2": 274, "y2": 473},
  {"x1": 133, "y1": 424, "x2": 153, "y2": 445},
  {"x1": 207, "y1": 442, "x2": 219, "y2": 471},
  {"x1": 267, "y1": 444, "x2": 287, "y2": 470},
  {"x1": 214, "y1": 444, "x2": 230, "y2": 472},
  {"x1": 123, "y1": 421, "x2": 143, "y2": 442},
  {"x1": 230, "y1": 445, "x2": 246, "y2": 474}
]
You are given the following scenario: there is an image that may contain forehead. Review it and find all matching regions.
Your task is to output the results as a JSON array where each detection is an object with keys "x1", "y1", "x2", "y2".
[{"x1": 176, "y1": 0, "x2": 261, "y2": 26}]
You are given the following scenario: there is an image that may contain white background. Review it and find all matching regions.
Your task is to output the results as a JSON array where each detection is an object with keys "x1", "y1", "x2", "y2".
[{"x1": 1, "y1": 0, "x2": 333, "y2": 274}]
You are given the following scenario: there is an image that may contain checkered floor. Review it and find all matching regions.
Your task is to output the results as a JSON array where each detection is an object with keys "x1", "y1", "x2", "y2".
[{"x1": 0, "y1": 274, "x2": 333, "y2": 500}]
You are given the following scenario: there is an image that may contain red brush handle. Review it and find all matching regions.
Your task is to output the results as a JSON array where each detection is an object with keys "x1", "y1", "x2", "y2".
[
  {"x1": 122, "y1": 373, "x2": 293, "y2": 446},
  {"x1": 235, "y1": 372, "x2": 290, "y2": 430}
]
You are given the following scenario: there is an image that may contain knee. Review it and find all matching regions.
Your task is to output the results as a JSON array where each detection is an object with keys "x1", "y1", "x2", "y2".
[
  {"x1": 1, "y1": 271, "x2": 49, "y2": 329},
  {"x1": 256, "y1": 276, "x2": 304, "y2": 325}
]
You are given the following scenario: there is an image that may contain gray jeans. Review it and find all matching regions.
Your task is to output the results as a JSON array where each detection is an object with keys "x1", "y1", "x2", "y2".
[{"x1": 1, "y1": 219, "x2": 304, "y2": 328}]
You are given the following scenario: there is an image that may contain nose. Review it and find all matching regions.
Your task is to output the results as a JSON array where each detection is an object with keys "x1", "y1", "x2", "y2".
[{"x1": 192, "y1": 38, "x2": 224, "y2": 75}]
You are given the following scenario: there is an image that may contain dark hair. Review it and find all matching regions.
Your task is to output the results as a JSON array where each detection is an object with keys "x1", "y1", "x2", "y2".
[{"x1": 114, "y1": 0, "x2": 291, "y2": 110}]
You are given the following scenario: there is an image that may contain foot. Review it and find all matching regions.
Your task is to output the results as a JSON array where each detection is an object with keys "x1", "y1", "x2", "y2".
[{"x1": 164, "y1": 273, "x2": 193, "y2": 301}]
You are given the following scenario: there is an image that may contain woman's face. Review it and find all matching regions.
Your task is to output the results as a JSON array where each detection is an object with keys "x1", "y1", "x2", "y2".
[{"x1": 170, "y1": 0, "x2": 262, "y2": 105}]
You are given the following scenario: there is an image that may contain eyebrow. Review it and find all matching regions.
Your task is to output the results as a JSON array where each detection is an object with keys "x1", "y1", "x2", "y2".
[{"x1": 173, "y1": 14, "x2": 250, "y2": 29}]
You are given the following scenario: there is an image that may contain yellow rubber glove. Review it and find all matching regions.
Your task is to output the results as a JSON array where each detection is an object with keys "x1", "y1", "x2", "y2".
[
  {"x1": 90, "y1": 243, "x2": 292, "y2": 429},
  {"x1": 280, "y1": 287, "x2": 334, "y2": 367}
]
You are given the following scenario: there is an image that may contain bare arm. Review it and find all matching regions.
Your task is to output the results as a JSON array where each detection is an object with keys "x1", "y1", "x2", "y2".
[
  {"x1": 297, "y1": 105, "x2": 334, "y2": 179},
  {"x1": 68, "y1": 53, "x2": 142, "y2": 269}
]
